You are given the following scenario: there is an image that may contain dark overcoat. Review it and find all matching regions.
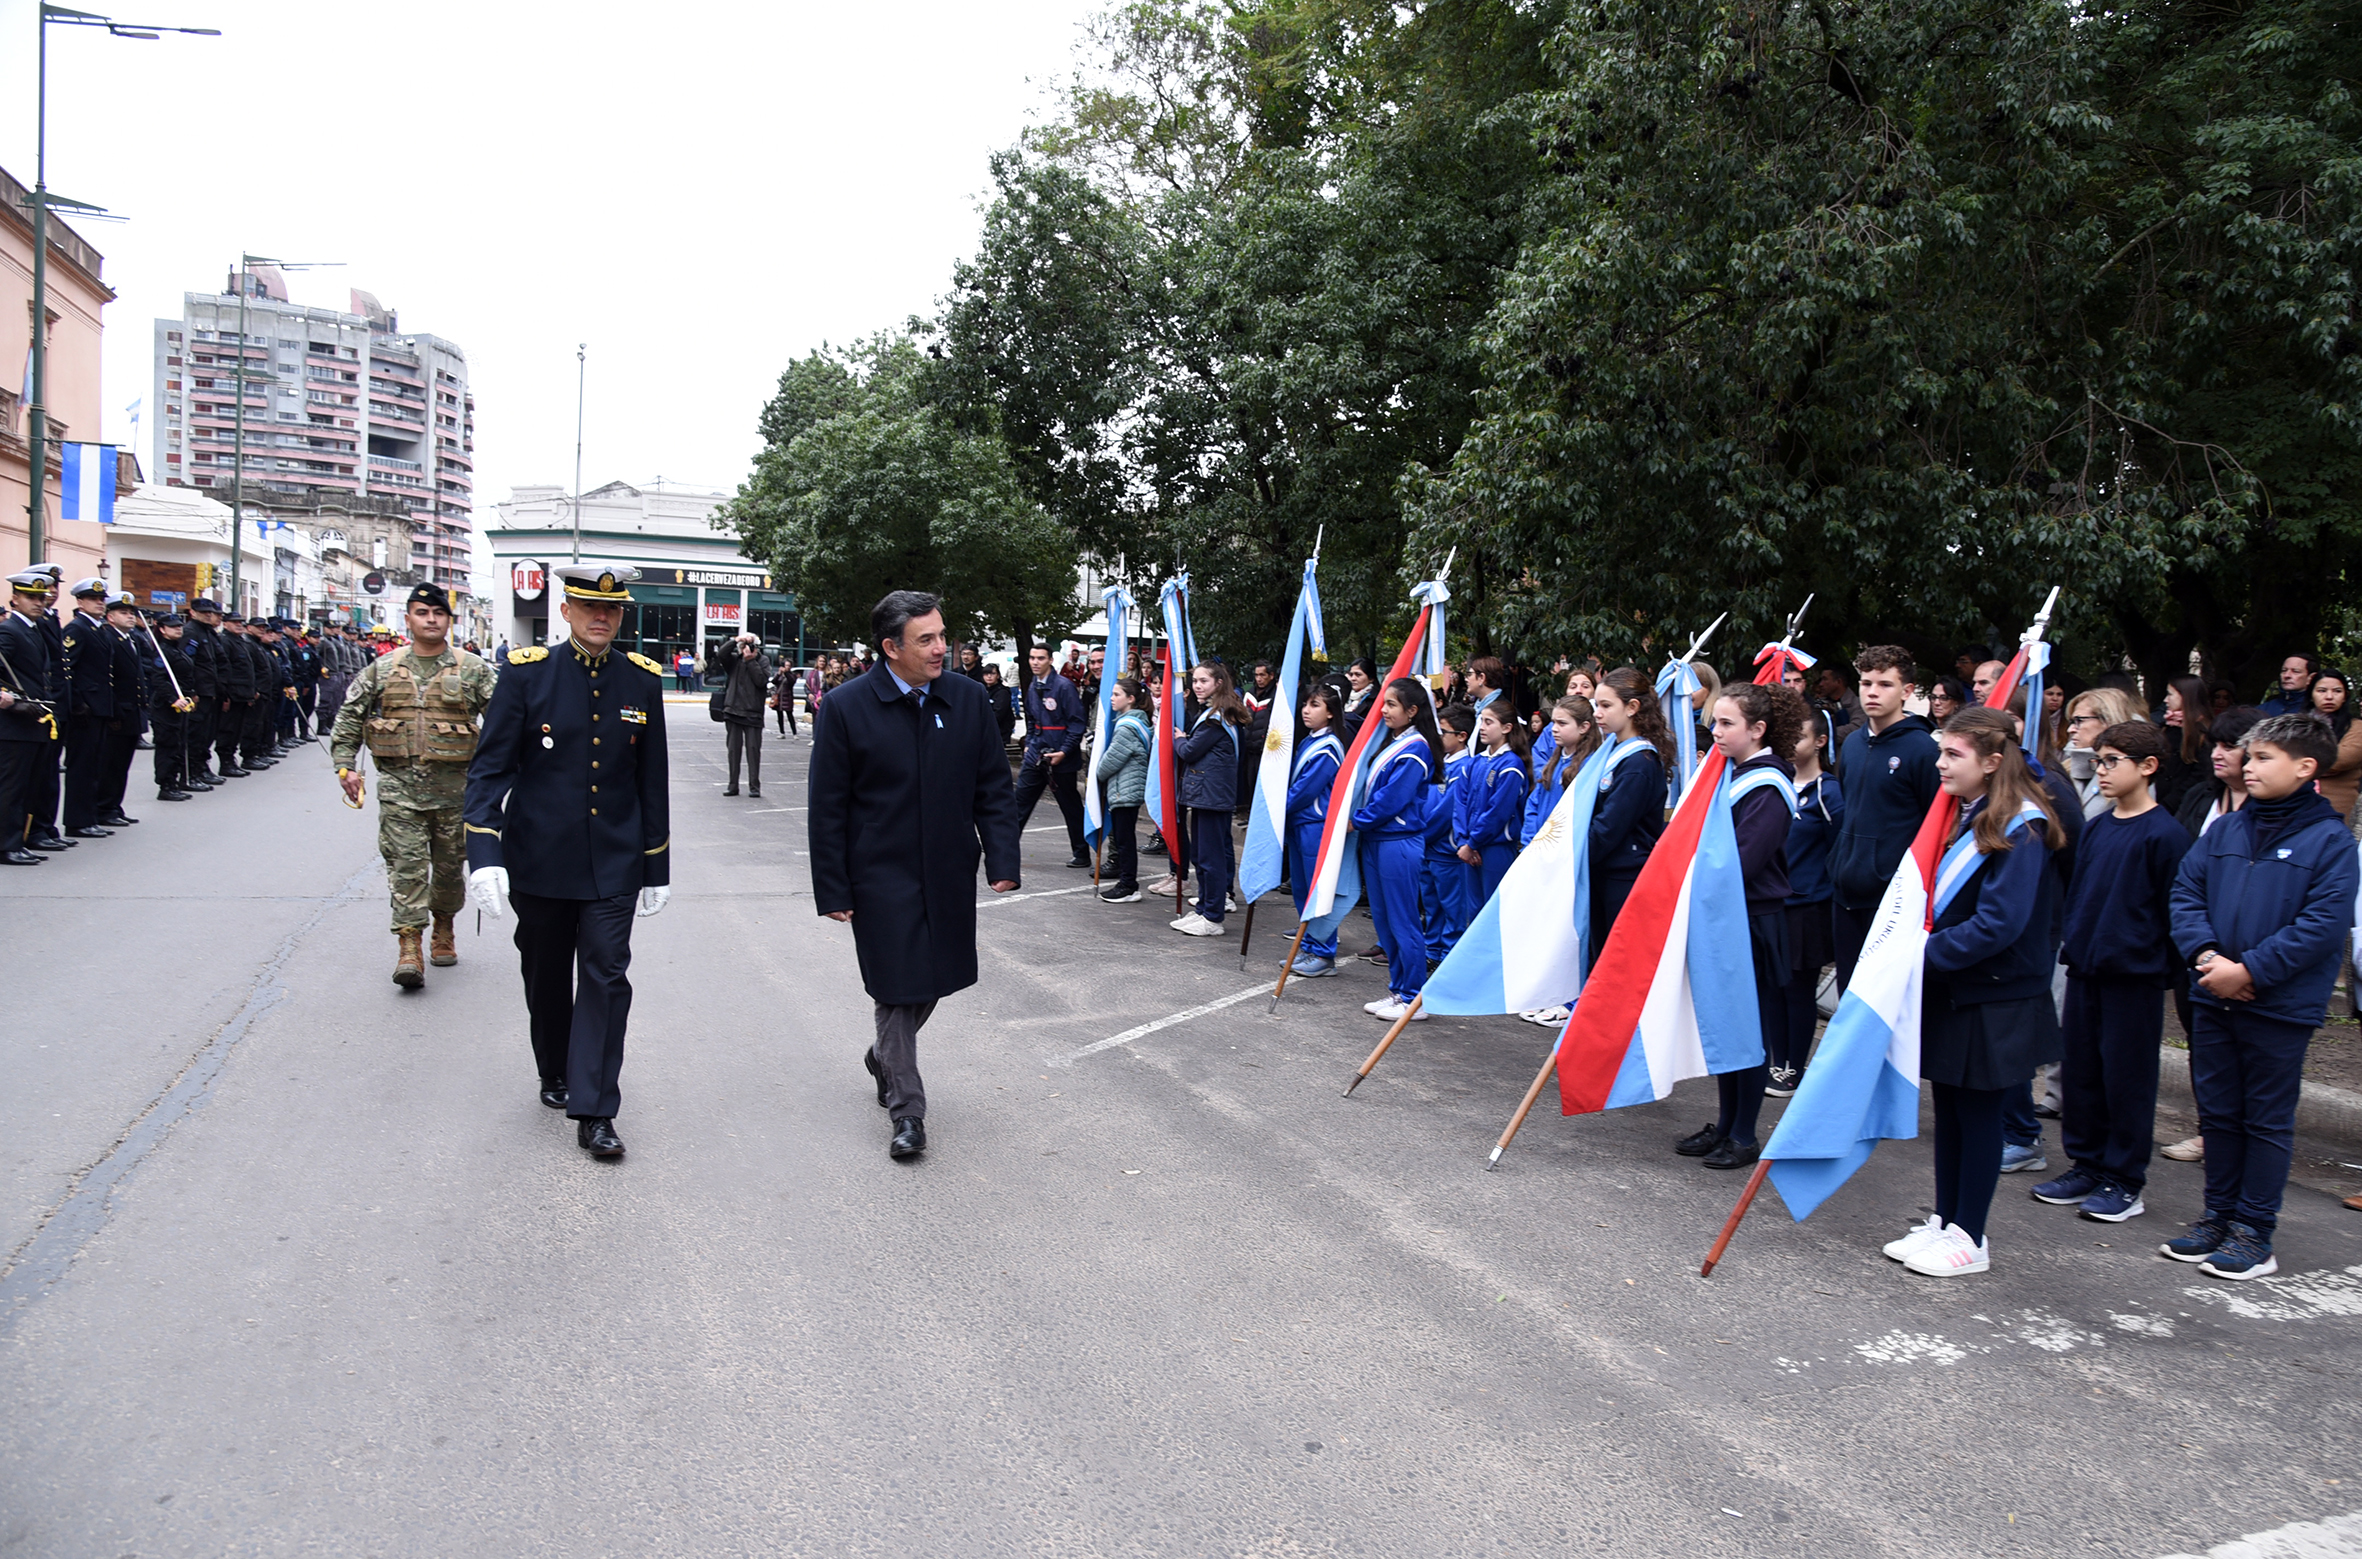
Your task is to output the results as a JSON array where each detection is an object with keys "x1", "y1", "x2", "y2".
[{"x1": 808, "y1": 662, "x2": 1022, "y2": 1005}]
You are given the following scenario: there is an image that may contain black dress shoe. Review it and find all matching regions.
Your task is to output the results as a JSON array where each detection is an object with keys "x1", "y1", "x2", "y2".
[
  {"x1": 863, "y1": 1046, "x2": 889, "y2": 1108},
  {"x1": 748, "y1": 786, "x2": 760, "y2": 798},
  {"x1": 25, "y1": 835, "x2": 69, "y2": 852},
  {"x1": 1675, "y1": 1122, "x2": 1725, "y2": 1157},
  {"x1": 0, "y1": 847, "x2": 42, "y2": 864},
  {"x1": 889, "y1": 1116, "x2": 927, "y2": 1159},
  {"x1": 99, "y1": 813, "x2": 137, "y2": 826},
  {"x1": 246, "y1": 757, "x2": 276, "y2": 769},
  {"x1": 539, "y1": 1078, "x2": 569, "y2": 1110},
  {"x1": 723, "y1": 786, "x2": 739, "y2": 796},
  {"x1": 578, "y1": 1117, "x2": 625, "y2": 1157},
  {"x1": 158, "y1": 789, "x2": 193, "y2": 802},
  {"x1": 67, "y1": 825, "x2": 113, "y2": 839},
  {"x1": 1701, "y1": 1137, "x2": 1762, "y2": 1170},
  {"x1": 1065, "y1": 854, "x2": 1093, "y2": 869},
  {"x1": 217, "y1": 765, "x2": 249, "y2": 778}
]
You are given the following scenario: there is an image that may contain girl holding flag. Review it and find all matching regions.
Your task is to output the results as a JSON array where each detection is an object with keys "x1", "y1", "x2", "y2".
[
  {"x1": 1886, "y1": 706, "x2": 2067, "y2": 1277},
  {"x1": 1285, "y1": 684, "x2": 1348, "y2": 977},
  {"x1": 1676, "y1": 682, "x2": 1805, "y2": 1171},
  {"x1": 1095, "y1": 678, "x2": 1154, "y2": 904},
  {"x1": 1521, "y1": 696, "x2": 1600, "y2": 848},
  {"x1": 1589, "y1": 669, "x2": 1675, "y2": 961},
  {"x1": 1356, "y1": 677, "x2": 1446, "y2": 1021},
  {"x1": 1457, "y1": 701, "x2": 1531, "y2": 903},
  {"x1": 1171, "y1": 662, "x2": 1252, "y2": 937}
]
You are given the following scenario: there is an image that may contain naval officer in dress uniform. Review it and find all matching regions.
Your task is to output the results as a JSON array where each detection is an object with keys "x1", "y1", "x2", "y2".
[{"x1": 464, "y1": 564, "x2": 671, "y2": 1159}]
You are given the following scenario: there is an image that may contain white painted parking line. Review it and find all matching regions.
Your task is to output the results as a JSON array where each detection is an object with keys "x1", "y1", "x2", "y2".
[
  {"x1": 2157, "y1": 1508, "x2": 2362, "y2": 1558},
  {"x1": 978, "y1": 884, "x2": 1099, "y2": 909},
  {"x1": 1051, "y1": 982, "x2": 1269, "y2": 1066}
]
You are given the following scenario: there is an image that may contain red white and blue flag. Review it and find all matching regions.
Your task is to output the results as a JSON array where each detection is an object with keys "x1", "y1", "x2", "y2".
[
  {"x1": 1764, "y1": 624, "x2": 2050, "y2": 1217},
  {"x1": 1300, "y1": 577, "x2": 1446, "y2": 941},
  {"x1": 1554, "y1": 635, "x2": 1813, "y2": 1115},
  {"x1": 1143, "y1": 575, "x2": 1197, "y2": 863},
  {"x1": 1083, "y1": 583, "x2": 1137, "y2": 850}
]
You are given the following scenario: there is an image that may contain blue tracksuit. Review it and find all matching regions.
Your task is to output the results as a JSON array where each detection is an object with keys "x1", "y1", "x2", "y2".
[
  {"x1": 1353, "y1": 731, "x2": 1435, "y2": 1000},
  {"x1": 1285, "y1": 731, "x2": 1344, "y2": 958},
  {"x1": 1422, "y1": 748, "x2": 1477, "y2": 961},
  {"x1": 1456, "y1": 744, "x2": 1529, "y2": 903}
]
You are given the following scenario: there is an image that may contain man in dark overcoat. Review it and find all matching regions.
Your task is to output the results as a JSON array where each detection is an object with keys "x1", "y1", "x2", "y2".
[{"x1": 808, "y1": 589, "x2": 1022, "y2": 1160}]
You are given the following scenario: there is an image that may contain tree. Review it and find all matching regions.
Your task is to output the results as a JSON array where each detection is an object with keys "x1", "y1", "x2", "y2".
[{"x1": 716, "y1": 340, "x2": 1083, "y2": 652}]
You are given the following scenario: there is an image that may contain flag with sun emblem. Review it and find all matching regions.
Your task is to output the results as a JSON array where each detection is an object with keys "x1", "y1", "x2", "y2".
[{"x1": 1239, "y1": 555, "x2": 1324, "y2": 905}]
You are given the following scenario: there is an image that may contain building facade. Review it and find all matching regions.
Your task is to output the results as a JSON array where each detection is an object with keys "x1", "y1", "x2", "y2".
[
  {"x1": 486, "y1": 481, "x2": 797, "y2": 666},
  {"x1": 2, "y1": 163, "x2": 114, "y2": 579},
  {"x1": 152, "y1": 278, "x2": 477, "y2": 594}
]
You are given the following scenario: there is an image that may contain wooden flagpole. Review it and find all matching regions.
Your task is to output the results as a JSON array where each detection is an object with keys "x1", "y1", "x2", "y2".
[
  {"x1": 1700, "y1": 1159, "x2": 1774, "y2": 1276},
  {"x1": 1238, "y1": 898, "x2": 1257, "y2": 959},
  {"x1": 1267, "y1": 923, "x2": 1310, "y2": 1011},
  {"x1": 1342, "y1": 996, "x2": 1421, "y2": 1096},
  {"x1": 1487, "y1": 1048, "x2": 1559, "y2": 1169}
]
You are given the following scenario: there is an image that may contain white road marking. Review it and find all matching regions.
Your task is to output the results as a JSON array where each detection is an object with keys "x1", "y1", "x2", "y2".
[
  {"x1": 1051, "y1": 982, "x2": 1270, "y2": 1066},
  {"x1": 747, "y1": 807, "x2": 805, "y2": 814},
  {"x1": 978, "y1": 884, "x2": 1099, "y2": 909},
  {"x1": 1854, "y1": 1331, "x2": 1970, "y2": 1366},
  {"x1": 2182, "y1": 1262, "x2": 2362, "y2": 1322},
  {"x1": 2156, "y1": 1509, "x2": 2362, "y2": 1559}
]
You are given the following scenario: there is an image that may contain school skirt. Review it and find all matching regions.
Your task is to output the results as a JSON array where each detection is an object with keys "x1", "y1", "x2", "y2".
[
  {"x1": 1920, "y1": 989, "x2": 2063, "y2": 1092},
  {"x1": 1784, "y1": 899, "x2": 1835, "y2": 980}
]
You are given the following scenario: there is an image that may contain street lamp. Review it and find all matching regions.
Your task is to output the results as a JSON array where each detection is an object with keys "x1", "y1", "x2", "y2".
[
  {"x1": 22, "y1": 4, "x2": 218, "y2": 564},
  {"x1": 572, "y1": 343, "x2": 586, "y2": 563},
  {"x1": 221, "y1": 252, "x2": 339, "y2": 614}
]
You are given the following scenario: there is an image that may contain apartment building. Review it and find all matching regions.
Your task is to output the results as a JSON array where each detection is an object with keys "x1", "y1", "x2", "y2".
[{"x1": 151, "y1": 275, "x2": 477, "y2": 592}]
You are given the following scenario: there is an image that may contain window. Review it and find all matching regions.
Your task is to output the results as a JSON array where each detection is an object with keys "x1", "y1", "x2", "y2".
[{"x1": 167, "y1": 331, "x2": 182, "y2": 343}]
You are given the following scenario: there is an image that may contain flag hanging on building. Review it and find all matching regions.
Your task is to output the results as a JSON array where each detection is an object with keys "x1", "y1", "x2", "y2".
[
  {"x1": 1239, "y1": 556, "x2": 1324, "y2": 905},
  {"x1": 60, "y1": 442, "x2": 118, "y2": 524},
  {"x1": 1301, "y1": 571, "x2": 1447, "y2": 940},
  {"x1": 1763, "y1": 613, "x2": 2049, "y2": 1218},
  {"x1": 1084, "y1": 583, "x2": 1137, "y2": 850}
]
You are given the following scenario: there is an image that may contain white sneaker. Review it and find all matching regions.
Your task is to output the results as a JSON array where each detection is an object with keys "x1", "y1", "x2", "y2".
[
  {"x1": 1170, "y1": 913, "x2": 1199, "y2": 931},
  {"x1": 1178, "y1": 914, "x2": 1225, "y2": 937},
  {"x1": 1530, "y1": 1003, "x2": 1572, "y2": 1026},
  {"x1": 1882, "y1": 1215, "x2": 1946, "y2": 1262},
  {"x1": 1363, "y1": 998, "x2": 1395, "y2": 1016},
  {"x1": 1370, "y1": 998, "x2": 1409, "y2": 1021},
  {"x1": 1903, "y1": 1224, "x2": 1991, "y2": 1277}
]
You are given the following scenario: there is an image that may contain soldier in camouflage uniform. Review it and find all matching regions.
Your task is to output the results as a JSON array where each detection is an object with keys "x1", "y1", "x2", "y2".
[{"x1": 330, "y1": 583, "x2": 498, "y2": 987}]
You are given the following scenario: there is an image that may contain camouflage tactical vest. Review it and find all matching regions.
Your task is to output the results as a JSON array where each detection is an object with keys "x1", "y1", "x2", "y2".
[{"x1": 364, "y1": 647, "x2": 479, "y2": 764}]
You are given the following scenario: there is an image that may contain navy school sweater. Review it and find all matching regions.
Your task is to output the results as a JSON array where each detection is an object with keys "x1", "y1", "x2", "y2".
[
  {"x1": 1831, "y1": 714, "x2": 1941, "y2": 909},
  {"x1": 2060, "y1": 806, "x2": 2191, "y2": 984}
]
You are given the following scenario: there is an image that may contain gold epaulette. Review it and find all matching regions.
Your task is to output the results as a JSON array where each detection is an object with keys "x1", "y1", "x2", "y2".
[
  {"x1": 626, "y1": 652, "x2": 664, "y2": 676},
  {"x1": 507, "y1": 647, "x2": 549, "y2": 664}
]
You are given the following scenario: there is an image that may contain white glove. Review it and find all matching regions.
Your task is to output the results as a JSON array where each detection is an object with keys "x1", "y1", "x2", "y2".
[
  {"x1": 470, "y1": 866, "x2": 510, "y2": 920},
  {"x1": 637, "y1": 885, "x2": 670, "y2": 918}
]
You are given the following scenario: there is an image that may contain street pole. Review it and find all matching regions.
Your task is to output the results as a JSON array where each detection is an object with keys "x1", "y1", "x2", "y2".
[
  {"x1": 572, "y1": 344, "x2": 585, "y2": 564},
  {"x1": 228, "y1": 258, "x2": 251, "y2": 614}
]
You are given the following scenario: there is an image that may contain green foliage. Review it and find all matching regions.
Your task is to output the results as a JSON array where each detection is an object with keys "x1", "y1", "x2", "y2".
[{"x1": 717, "y1": 340, "x2": 1082, "y2": 650}]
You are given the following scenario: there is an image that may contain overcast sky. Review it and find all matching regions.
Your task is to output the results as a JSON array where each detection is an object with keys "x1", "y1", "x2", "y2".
[{"x1": 0, "y1": 0, "x2": 1101, "y2": 593}]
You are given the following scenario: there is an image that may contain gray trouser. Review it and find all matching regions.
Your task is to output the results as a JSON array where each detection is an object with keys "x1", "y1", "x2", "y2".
[
  {"x1": 726, "y1": 719, "x2": 762, "y2": 789},
  {"x1": 872, "y1": 1000, "x2": 937, "y2": 1119}
]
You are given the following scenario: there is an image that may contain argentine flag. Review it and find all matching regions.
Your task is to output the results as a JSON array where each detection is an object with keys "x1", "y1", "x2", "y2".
[
  {"x1": 1238, "y1": 557, "x2": 1323, "y2": 905},
  {"x1": 60, "y1": 442, "x2": 117, "y2": 524},
  {"x1": 1302, "y1": 579, "x2": 1444, "y2": 939},
  {"x1": 1083, "y1": 584, "x2": 1136, "y2": 850}
]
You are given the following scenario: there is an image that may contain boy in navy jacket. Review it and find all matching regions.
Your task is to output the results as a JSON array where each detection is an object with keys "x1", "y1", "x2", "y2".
[
  {"x1": 2167, "y1": 713, "x2": 2360, "y2": 1279},
  {"x1": 1829, "y1": 645, "x2": 1940, "y2": 988},
  {"x1": 2034, "y1": 721, "x2": 2188, "y2": 1222}
]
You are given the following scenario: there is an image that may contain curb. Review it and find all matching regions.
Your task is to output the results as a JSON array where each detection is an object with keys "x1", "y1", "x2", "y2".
[{"x1": 2157, "y1": 1043, "x2": 2362, "y2": 1149}]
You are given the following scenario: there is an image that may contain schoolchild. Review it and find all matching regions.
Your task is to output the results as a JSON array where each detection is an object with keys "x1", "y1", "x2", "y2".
[
  {"x1": 1171, "y1": 662, "x2": 1251, "y2": 937},
  {"x1": 1769, "y1": 707, "x2": 1843, "y2": 1096},
  {"x1": 1284, "y1": 684, "x2": 1348, "y2": 977},
  {"x1": 1424, "y1": 705, "x2": 1479, "y2": 964},
  {"x1": 1354, "y1": 677, "x2": 1444, "y2": 1021},
  {"x1": 2159, "y1": 704, "x2": 2265, "y2": 1164},
  {"x1": 1674, "y1": 682, "x2": 1802, "y2": 1171},
  {"x1": 1521, "y1": 695, "x2": 1599, "y2": 848},
  {"x1": 1883, "y1": 707, "x2": 2068, "y2": 1277},
  {"x1": 2166, "y1": 713, "x2": 2360, "y2": 1279},
  {"x1": 1830, "y1": 646, "x2": 1942, "y2": 989},
  {"x1": 2030, "y1": 720, "x2": 2189, "y2": 1222},
  {"x1": 1456, "y1": 700, "x2": 1531, "y2": 904},
  {"x1": 1587, "y1": 668, "x2": 1674, "y2": 964},
  {"x1": 1094, "y1": 677, "x2": 1155, "y2": 904}
]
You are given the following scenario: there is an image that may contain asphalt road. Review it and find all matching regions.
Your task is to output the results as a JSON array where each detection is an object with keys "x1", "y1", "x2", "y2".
[{"x1": 4, "y1": 713, "x2": 2359, "y2": 1558}]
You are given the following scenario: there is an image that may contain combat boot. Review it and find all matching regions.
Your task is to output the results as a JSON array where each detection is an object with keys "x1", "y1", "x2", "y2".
[
  {"x1": 429, "y1": 913, "x2": 458, "y2": 967},
  {"x1": 393, "y1": 928, "x2": 426, "y2": 988}
]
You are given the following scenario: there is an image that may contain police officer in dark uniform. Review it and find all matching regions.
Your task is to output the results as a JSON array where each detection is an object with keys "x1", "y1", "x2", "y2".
[
  {"x1": 464, "y1": 564, "x2": 671, "y2": 1160},
  {"x1": 60, "y1": 578, "x2": 118, "y2": 838},
  {"x1": 239, "y1": 618, "x2": 283, "y2": 768},
  {"x1": 96, "y1": 592, "x2": 148, "y2": 828},
  {"x1": 181, "y1": 597, "x2": 226, "y2": 787},
  {"x1": 0, "y1": 571, "x2": 62, "y2": 862},
  {"x1": 147, "y1": 611, "x2": 200, "y2": 800},
  {"x1": 212, "y1": 610, "x2": 259, "y2": 776},
  {"x1": 287, "y1": 621, "x2": 321, "y2": 742},
  {"x1": 24, "y1": 564, "x2": 71, "y2": 849},
  {"x1": 1014, "y1": 643, "x2": 1092, "y2": 867}
]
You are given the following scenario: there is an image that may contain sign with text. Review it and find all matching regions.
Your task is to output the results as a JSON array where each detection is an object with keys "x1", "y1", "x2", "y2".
[
  {"x1": 703, "y1": 600, "x2": 742, "y2": 628},
  {"x1": 512, "y1": 560, "x2": 546, "y2": 601}
]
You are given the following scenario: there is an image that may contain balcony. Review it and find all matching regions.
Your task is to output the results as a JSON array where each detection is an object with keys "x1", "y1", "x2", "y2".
[{"x1": 370, "y1": 453, "x2": 423, "y2": 472}]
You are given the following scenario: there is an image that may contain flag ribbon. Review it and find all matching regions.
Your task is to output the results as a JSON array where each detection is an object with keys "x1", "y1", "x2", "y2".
[{"x1": 1084, "y1": 583, "x2": 1136, "y2": 849}]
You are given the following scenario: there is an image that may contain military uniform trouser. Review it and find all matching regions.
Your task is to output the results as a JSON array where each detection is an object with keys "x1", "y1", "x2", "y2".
[
  {"x1": 31, "y1": 716, "x2": 62, "y2": 835},
  {"x1": 380, "y1": 803, "x2": 466, "y2": 931},
  {"x1": 63, "y1": 710, "x2": 108, "y2": 829},
  {"x1": 316, "y1": 675, "x2": 348, "y2": 736},
  {"x1": 0, "y1": 739, "x2": 44, "y2": 847},
  {"x1": 152, "y1": 710, "x2": 191, "y2": 789},
  {"x1": 187, "y1": 701, "x2": 216, "y2": 776},
  {"x1": 243, "y1": 693, "x2": 276, "y2": 761},
  {"x1": 99, "y1": 717, "x2": 137, "y2": 815},
  {"x1": 216, "y1": 699, "x2": 249, "y2": 767}
]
